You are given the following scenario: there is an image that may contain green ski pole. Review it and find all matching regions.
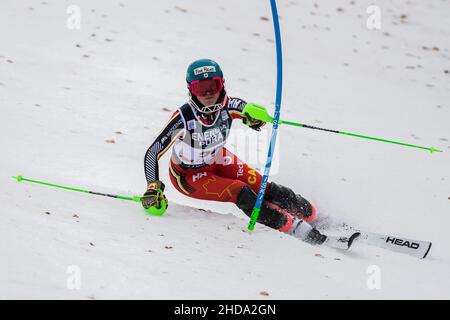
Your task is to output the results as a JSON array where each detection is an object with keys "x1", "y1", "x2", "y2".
[
  {"x1": 12, "y1": 175, "x2": 142, "y2": 202},
  {"x1": 243, "y1": 103, "x2": 443, "y2": 153}
]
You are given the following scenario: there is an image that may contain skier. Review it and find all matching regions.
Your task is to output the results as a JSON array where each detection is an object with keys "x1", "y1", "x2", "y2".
[{"x1": 142, "y1": 58, "x2": 341, "y2": 246}]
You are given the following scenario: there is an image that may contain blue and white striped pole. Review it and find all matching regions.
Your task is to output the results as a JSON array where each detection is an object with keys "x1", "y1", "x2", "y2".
[{"x1": 248, "y1": 0, "x2": 283, "y2": 230}]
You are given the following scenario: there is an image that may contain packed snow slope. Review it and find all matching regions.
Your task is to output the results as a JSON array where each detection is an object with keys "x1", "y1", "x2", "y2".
[{"x1": 1, "y1": 0, "x2": 449, "y2": 299}]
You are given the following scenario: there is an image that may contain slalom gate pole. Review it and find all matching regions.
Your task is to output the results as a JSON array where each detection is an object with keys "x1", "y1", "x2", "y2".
[{"x1": 248, "y1": 0, "x2": 283, "y2": 231}]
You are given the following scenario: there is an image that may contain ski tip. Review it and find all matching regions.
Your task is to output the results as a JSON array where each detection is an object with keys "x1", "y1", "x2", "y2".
[
  {"x1": 422, "y1": 242, "x2": 432, "y2": 259},
  {"x1": 347, "y1": 232, "x2": 361, "y2": 249}
]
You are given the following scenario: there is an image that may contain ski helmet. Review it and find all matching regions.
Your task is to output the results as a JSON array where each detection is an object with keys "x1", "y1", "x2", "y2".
[{"x1": 186, "y1": 59, "x2": 227, "y2": 114}]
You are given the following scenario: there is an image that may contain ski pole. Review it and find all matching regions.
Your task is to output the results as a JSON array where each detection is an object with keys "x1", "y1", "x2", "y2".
[
  {"x1": 11, "y1": 175, "x2": 142, "y2": 202},
  {"x1": 243, "y1": 103, "x2": 443, "y2": 153}
]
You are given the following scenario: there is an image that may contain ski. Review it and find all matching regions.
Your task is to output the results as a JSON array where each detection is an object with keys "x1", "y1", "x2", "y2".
[
  {"x1": 312, "y1": 217, "x2": 432, "y2": 258},
  {"x1": 325, "y1": 232, "x2": 361, "y2": 250},
  {"x1": 357, "y1": 232, "x2": 432, "y2": 259}
]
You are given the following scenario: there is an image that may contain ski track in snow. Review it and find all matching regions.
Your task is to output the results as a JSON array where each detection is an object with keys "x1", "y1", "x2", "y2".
[{"x1": 1, "y1": 0, "x2": 450, "y2": 299}]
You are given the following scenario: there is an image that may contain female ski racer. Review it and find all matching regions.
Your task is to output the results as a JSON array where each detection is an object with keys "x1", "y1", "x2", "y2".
[{"x1": 142, "y1": 58, "x2": 329, "y2": 245}]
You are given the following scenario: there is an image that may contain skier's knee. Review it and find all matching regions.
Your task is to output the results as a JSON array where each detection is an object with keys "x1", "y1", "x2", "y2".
[
  {"x1": 236, "y1": 186, "x2": 256, "y2": 212},
  {"x1": 266, "y1": 182, "x2": 316, "y2": 222},
  {"x1": 236, "y1": 186, "x2": 292, "y2": 230}
]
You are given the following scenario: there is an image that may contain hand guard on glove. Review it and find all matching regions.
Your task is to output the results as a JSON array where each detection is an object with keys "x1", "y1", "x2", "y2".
[
  {"x1": 242, "y1": 112, "x2": 266, "y2": 131},
  {"x1": 142, "y1": 180, "x2": 168, "y2": 216}
]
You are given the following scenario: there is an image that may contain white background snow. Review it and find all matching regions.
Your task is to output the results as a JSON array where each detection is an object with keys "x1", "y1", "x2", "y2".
[{"x1": 1, "y1": 0, "x2": 449, "y2": 299}]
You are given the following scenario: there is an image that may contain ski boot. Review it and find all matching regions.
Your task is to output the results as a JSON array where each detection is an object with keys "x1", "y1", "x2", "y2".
[
  {"x1": 288, "y1": 218, "x2": 326, "y2": 245},
  {"x1": 289, "y1": 218, "x2": 360, "y2": 249}
]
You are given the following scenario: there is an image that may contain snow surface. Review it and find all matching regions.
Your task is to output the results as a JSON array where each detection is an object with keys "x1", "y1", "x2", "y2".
[{"x1": 1, "y1": 0, "x2": 449, "y2": 299}]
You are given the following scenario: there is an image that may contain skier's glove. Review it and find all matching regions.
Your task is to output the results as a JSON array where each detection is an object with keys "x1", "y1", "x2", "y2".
[
  {"x1": 142, "y1": 180, "x2": 168, "y2": 216},
  {"x1": 242, "y1": 112, "x2": 266, "y2": 131}
]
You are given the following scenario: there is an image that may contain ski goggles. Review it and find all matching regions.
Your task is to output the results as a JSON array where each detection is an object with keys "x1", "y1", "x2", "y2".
[{"x1": 189, "y1": 76, "x2": 223, "y2": 97}]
